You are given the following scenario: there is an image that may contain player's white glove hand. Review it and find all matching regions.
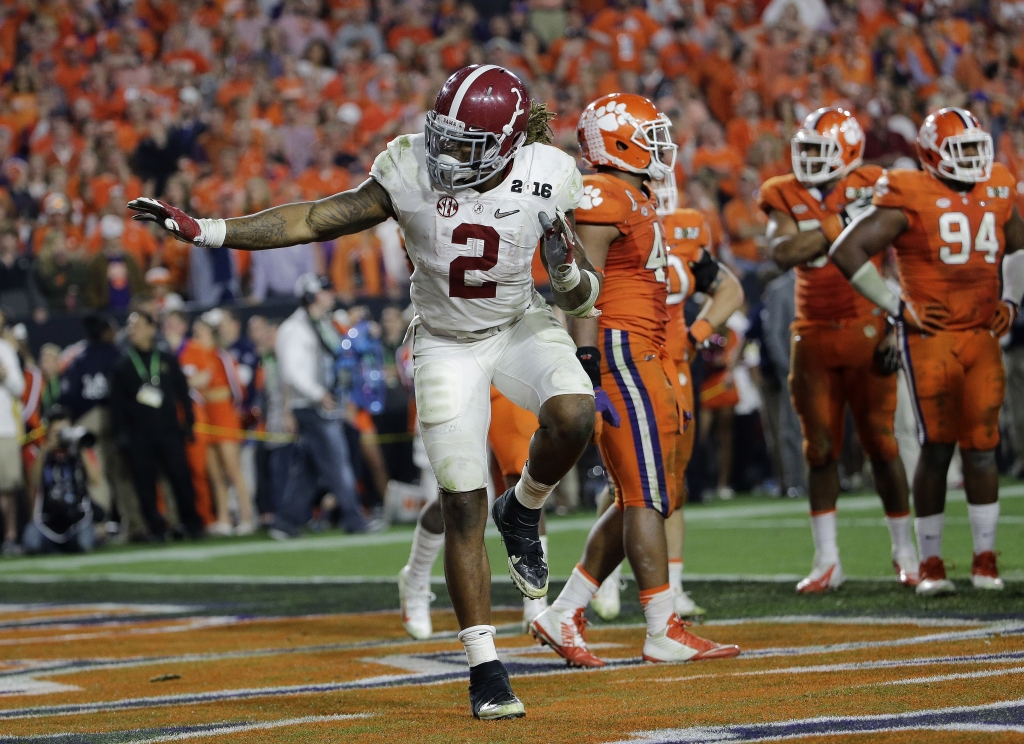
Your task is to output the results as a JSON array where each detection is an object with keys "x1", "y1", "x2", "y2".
[{"x1": 127, "y1": 197, "x2": 226, "y2": 248}]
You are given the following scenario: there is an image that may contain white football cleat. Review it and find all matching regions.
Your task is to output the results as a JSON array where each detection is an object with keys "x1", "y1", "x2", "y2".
[
  {"x1": 893, "y1": 550, "x2": 919, "y2": 587},
  {"x1": 642, "y1": 615, "x2": 740, "y2": 663},
  {"x1": 796, "y1": 561, "x2": 844, "y2": 594},
  {"x1": 674, "y1": 589, "x2": 706, "y2": 619},
  {"x1": 916, "y1": 556, "x2": 957, "y2": 597},
  {"x1": 971, "y1": 551, "x2": 1004, "y2": 590},
  {"x1": 529, "y1": 606, "x2": 606, "y2": 667},
  {"x1": 398, "y1": 565, "x2": 435, "y2": 640},
  {"x1": 590, "y1": 573, "x2": 622, "y2": 621},
  {"x1": 522, "y1": 595, "x2": 548, "y2": 632}
]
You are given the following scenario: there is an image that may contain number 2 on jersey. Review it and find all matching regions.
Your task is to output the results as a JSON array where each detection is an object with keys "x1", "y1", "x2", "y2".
[
  {"x1": 448, "y1": 223, "x2": 499, "y2": 299},
  {"x1": 938, "y1": 211, "x2": 999, "y2": 265},
  {"x1": 646, "y1": 222, "x2": 667, "y2": 282}
]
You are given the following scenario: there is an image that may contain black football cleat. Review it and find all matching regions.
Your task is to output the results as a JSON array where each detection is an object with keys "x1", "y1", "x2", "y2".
[
  {"x1": 469, "y1": 659, "x2": 526, "y2": 720},
  {"x1": 491, "y1": 487, "x2": 548, "y2": 599}
]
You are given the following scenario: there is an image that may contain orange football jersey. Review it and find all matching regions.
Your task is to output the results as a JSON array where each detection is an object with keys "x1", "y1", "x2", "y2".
[
  {"x1": 873, "y1": 164, "x2": 1016, "y2": 331},
  {"x1": 662, "y1": 208, "x2": 710, "y2": 364},
  {"x1": 577, "y1": 174, "x2": 668, "y2": 345},
  {"x1": 759, "y1": 166, "x2": 884, "y2": 321}
]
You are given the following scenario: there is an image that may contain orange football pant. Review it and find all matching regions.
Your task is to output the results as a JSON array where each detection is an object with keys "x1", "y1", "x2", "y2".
[
  {"x1": 599, "y1": 328, "x2": 681, "y2": 517},
  {"x1": 487, "y1": 387, "x2": 538, "y2": 478},
  {"x1": 789, "y1": 315, "x2": 898, "y2": 468},
  {"x1": 899, "y1": 327, "x2": 1005, "y2": 450}
]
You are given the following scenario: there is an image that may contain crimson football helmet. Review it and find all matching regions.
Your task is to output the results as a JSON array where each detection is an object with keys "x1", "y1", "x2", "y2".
[
  {"x1": 577, "y1": 93, "x2": 676, "y2": 180},
  {"x1": 917, "y1": 107, "x2": 993, "y2": 183},
  {"x1": 425, "y1": 64, "x2": 530, "y2": 193},
  {"x1": 791, "y1": 107, "x2": 864, "y2": 185}
]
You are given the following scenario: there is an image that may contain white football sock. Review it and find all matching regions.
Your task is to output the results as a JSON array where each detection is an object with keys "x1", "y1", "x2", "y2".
[
  {"x1": 967, "y1": 502, "x2": 999, "y2": 555},
  {"x1": 668, "y1": 559, "x2": 683, "y2": 594},
  {"x1": 809, "y1": 509, "x2": 839, "y2": 565},
  {"x1": 885, "y1": 512, "x2": 915, "y2": 557},
  {"x1": 552, "y1": 564, "x2": 599, "y2": 613},
  {"x1": 458, "y1": 625, "x2": 498, "y2": 667},
  {"x1": 915, "y1": 513, "x2": 945, "y2": 561},
  {"x1": 640, "y1": 584, "x2": 674, "y2": 637},
  {"x1": 406, "y1": 523, "x2": 444, "y2": 591},
  {"x1": 514, "y1": 464, "x2": 555, "y2": 509}
]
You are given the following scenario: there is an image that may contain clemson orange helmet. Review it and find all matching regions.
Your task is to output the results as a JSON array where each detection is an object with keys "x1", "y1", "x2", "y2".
[
  {"x1": 577, "y1": 93, "x2": 677, "y2": 180},
  {"x1": 917, "y1": 107, "x2": 993, "y2": 183},
  {"x1": 791, "y1": 107, "x2": 864, "y2": 185}
]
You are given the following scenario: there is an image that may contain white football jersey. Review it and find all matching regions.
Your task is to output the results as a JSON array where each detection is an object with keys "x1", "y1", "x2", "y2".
[{"x1": 369, "y1": 133, "x2": 583, "y2": 333}]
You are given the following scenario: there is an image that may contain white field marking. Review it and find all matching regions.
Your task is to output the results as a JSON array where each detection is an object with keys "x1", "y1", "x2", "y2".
[
  {"x1": 0, "y1": 603, "x2": 191, "y2": 616},
  {"x1": 0, "y1": 677, "x2": 80, "y2": 695},
  {"x1": 644, "y1": 649, "x2": 1024, "y2": 684},
  {"x1": 19, "y1": 713, "x2": 376, "y2": 744},
  {"x1": 741, "y1": 621, "x2": 1024, "y2": 659},
  {"x1": 0, "y1": 616, "x2": 242, "y2": 647},
  {"x1": 8, "y1": 484, "x2": 1021, "y2": 574},
  {"x1": 700, "y1": 615, "x2": 986, "y2": 628},
  {"x1": 882, "y1": 666, "x2": 1024, "y2": 685}
]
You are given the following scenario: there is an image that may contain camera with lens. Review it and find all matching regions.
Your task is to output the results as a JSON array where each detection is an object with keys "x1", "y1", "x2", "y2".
[{"x1": 57, "y1": 425, "x2": 97, "y2": 455}]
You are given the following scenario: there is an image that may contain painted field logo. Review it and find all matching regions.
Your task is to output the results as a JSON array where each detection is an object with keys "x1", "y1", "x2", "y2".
[{"x1": 437, "y1": 197, "x2": 459, "y2": 217}]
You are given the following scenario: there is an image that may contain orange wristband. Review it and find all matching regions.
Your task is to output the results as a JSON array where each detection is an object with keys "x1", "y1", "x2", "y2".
[{"x1": 687, "y1": 318, "x2": 714, "y2": 346}]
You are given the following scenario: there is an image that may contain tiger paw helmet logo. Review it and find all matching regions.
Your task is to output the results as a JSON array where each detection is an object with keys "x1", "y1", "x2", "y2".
[
  {"x1": 579, "y1": 185, "x2": 603, "y2": 210},
  {"x1": 919, "y1": 118, "x2": 939, "y2": 152},
  {"x1": 594, "y1": 102, "x2": 631, "y2": 132}
]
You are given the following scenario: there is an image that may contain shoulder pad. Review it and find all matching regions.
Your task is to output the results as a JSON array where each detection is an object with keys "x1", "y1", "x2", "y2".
[
  {"x1": 989, "y1": 162, "x2": 1015, "y2": 189},
  {"x1": 871, "y1": 169, "x2": 923, "y2": 208},
  {"x1": 757, "y1": 175, "x2": 796, "y2": 216},
  {"x1": 369, "y1": 134, "x2": 425, "y2": 202},
  {"x1": 576, "y1": 174, "x2": 631, "y2": 225}
]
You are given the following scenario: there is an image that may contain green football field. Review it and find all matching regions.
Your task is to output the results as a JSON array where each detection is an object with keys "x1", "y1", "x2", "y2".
[{"x1": 3, "y1": 482, "x2": 1022, "y2": 598}]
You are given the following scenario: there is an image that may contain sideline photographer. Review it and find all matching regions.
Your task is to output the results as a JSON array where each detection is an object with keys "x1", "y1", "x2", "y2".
[{"x1": 23, "y1": 406, "x2": 102, "y2": 554}]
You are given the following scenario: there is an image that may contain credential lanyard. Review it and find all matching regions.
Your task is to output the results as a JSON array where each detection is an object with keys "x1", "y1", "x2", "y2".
[{"x1": 128, "y1": 348, "x2": 160, "y2": 385}]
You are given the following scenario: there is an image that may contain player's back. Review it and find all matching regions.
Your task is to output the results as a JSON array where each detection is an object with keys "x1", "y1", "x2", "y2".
[
  {"x1": 369, "y1": 133, "x2": 582, "y2": 334},
  {"x1": 662, "y1": 208, "x2": 709, "y2": 364},
  {"x1": 577, "y1": 173, "x2": 668, "y2": 345},
  {"x1": 873, "y1": 164, "x2": 1016, "y2": 330},
  {"x1": 758, "y1": 167, "x2": 883, "y2": 321}
]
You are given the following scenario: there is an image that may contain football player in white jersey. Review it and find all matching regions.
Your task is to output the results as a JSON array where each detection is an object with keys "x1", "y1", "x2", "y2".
[{"x1": 129, "y1": 65, "x2": 600, "y2": 721}]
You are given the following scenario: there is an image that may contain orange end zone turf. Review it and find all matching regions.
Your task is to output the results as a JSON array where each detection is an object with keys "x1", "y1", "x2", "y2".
[{"x1": 2, "y1": 605, "x2": 1024, "y2": 743}]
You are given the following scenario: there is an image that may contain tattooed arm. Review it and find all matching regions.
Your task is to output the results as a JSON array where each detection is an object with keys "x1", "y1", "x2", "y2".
[
  {"x1": 129, "y1": 179, "x2": 395, "y2": 251},
  {"x1": 224, "y1": 179, "x2": 394, "y2": 250}
]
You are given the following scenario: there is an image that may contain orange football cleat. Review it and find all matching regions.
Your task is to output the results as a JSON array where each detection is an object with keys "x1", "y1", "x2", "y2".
[
  {"x1": 971, "y1": 551, "x2": 1004, "y2": 590},
  {"x1": 643, "y1": 616, "x2": 741, "y2": 663},
  {"x1": 529, "y1": 606, "x2": 606, "y2": 668}
]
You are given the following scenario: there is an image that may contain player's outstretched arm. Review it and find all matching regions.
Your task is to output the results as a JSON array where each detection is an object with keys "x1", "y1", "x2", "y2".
[
  {"x1": 128, "y1": 179, "x2": 394, "y2": 251},
  {"x1": 766, "y1": 209, "x2": 828, "y2": 270},
  {"x1": 995, "y1": 206, "x2": 1024, "y2": 336}
]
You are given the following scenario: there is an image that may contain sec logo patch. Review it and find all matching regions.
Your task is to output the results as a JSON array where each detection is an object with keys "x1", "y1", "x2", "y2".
[{"x1": 436, "y1": 197, "x2": 459, "y2": 217}]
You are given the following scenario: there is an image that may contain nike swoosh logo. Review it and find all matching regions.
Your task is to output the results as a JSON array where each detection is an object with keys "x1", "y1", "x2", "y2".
[{"x1": 495, "y1": 208, "x2": 520, "y2": 219}]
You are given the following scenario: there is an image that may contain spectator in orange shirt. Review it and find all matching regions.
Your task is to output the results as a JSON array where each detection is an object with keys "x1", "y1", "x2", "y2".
[
  {"x1": 659, "y1": 18, "x2": 702, "y2": 82},
  {"x1": 722, "y1": 168, "x2": 768, "y2": 272},
  {"x1": 765, "y1": 46, "x2": 811, "y2": 108},
  {"x1": 31, "y1": 117, "x2": 83, "y2": 171},
  {"x1": 386, "y1": 6, "x2": 435, "y2": 52},
  {"x1": 726, "y1": 91, "x2": 778, "y2": 160},
  {"x1": 295, "y1": 146, "x2": 351, "y2": 201},
  {"x1": 691, "y1": 120, "x2": 745, "y2": 199},
  {"x1": 589, "y1": 0, "x2": 664, "y2": 73},
  {"x1": 88, "y1": 216, "x2": 157, "y2": 269},
  {"x1": 82, "y1": 215, "x2": 148, "y2": 312},
  {"x1": 31, "y1": 193, "x2": 85, "y2": 257},
  {"x1": 330, "y1": 231, "x2": 383, "y2": 303}
]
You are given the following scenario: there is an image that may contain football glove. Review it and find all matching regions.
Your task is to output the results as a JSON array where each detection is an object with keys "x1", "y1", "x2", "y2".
[
  {"x1": 686, "y1": 318, "x2": 714, "y2": 349},
  {"x1": 990, "y1": 300, "x2": 1016, "y2": 338},
  {"x1": 897, "y1": 299, "x2": 948, "y2": 335},
  {"x1": 128, "y1": 197, "x2": 225, "y2": 247},
  {"x1": 540, "y1": 209, "x2": 576, "y2": 275}
]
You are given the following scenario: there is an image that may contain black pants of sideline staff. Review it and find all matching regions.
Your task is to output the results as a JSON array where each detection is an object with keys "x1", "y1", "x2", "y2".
[{"x1": 121, "y1": 433, "x2": 204, "y2": 539}]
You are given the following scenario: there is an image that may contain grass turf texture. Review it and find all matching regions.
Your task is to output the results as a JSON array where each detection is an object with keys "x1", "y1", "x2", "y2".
[{"x1": 3, "y1": 484, "x2": 1024, "y2": 742}]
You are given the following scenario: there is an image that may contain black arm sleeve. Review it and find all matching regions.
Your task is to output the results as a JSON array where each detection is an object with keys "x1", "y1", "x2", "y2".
[{"x1": 689, "y1": 249, "x2": 721, "y2": 294}]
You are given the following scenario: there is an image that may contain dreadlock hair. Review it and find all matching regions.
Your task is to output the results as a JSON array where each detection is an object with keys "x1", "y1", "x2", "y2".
[{"x1": 525, "y1": 102, "x2": 556, "y2": 146}]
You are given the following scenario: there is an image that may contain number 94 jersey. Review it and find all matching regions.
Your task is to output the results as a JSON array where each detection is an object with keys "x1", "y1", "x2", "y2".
[
  {"x1": 873, "y1": 163, "x2": 1016, "y2": 331},
  {"x1": 369, "y1": 133, "x2": 582, "y2": 333},
  {"x1": 576, "y1": 173, "x2": 668, "y2": 345}
]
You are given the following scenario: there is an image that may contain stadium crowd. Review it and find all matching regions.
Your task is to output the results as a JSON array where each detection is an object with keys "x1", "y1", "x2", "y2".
[{"x1": 4, "y1": 0, "x2": 1024, "y2": 552}]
